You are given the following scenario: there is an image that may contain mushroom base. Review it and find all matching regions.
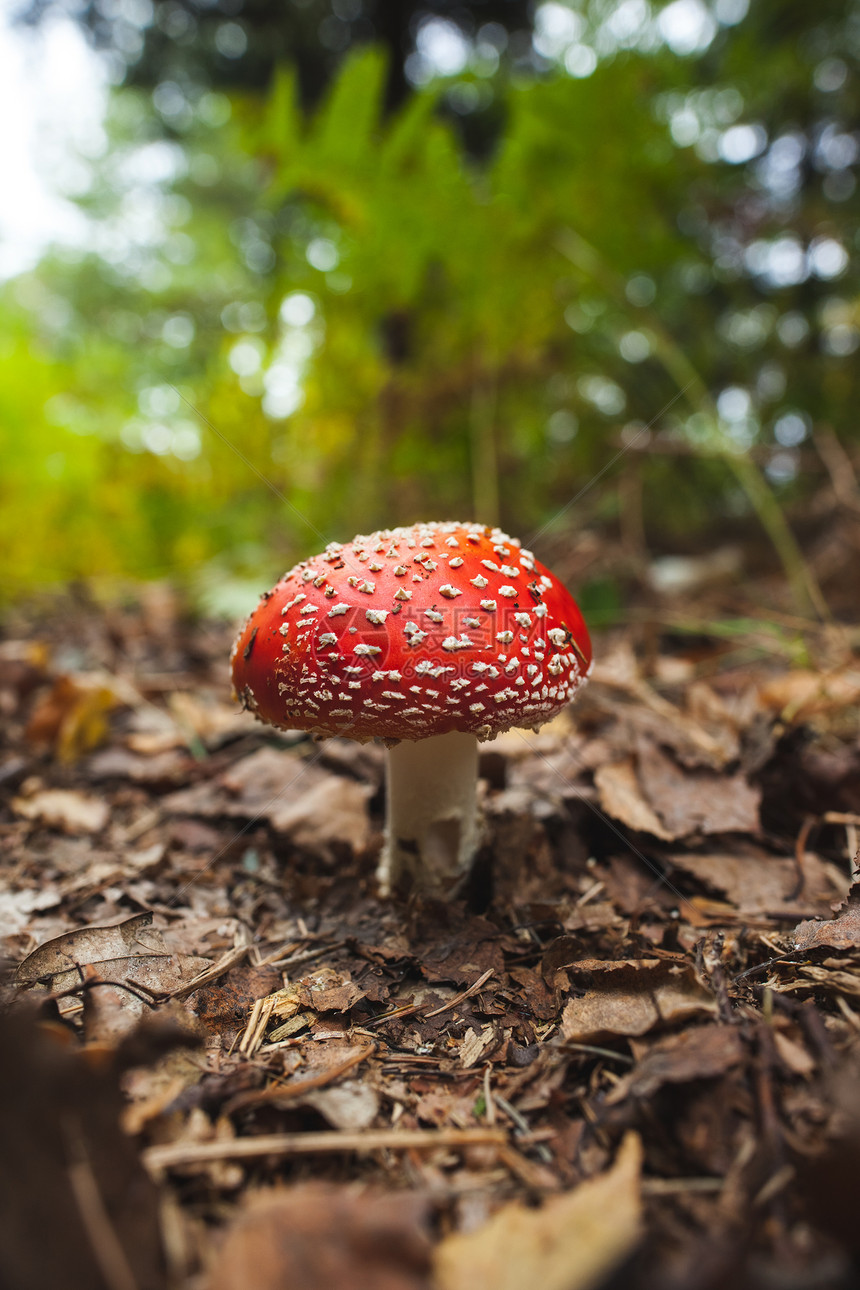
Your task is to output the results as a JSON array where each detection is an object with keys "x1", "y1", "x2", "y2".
[{"x1": 379, "y1": 731, "x2": 480, "y2": 897}]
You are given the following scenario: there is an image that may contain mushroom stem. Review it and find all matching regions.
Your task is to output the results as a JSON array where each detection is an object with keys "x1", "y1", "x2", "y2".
[{"x1": 379, "y1": 731, "x2": 480, "y2": 897}]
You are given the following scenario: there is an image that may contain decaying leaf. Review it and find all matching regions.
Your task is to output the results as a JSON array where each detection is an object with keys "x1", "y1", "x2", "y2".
[
  {"x1": 25, "y1": 672, "x2": 120, "y2": 762},
  {"x1": 434, "y1": 1132, "x2": 642, "y2": 1290},
  {"x1": 299, "y1": 1080, "x2": 380, "y2": 1131},
  {"x1": 793, "y1": 887, "x2": 860, "y2": 951},
  {"x1": 298, "y1": 970, "x2": 366, "y2": 1014},
  {"x1": 459, "y1": 1024, "x2": 499, "y2": 1068},
  {"x1": 605, "y1": 1024, "x2": 745, "y2": 1104},
  {"x1": 594, "y1": 760, "x2": 673, "y2": 840},
  {"x1": 595, "y1": 745, "x2": 759, "y2": 843},
  {"x1": 205, "y1": 1184, "x2": 432, "y2": 1290},
  {"x1": 16, "y1": 914, "x2": 212, "y2": 1037},
  {"x1": 561, "y1": 959, "x2": 716, "y2": 1043},
  {"x1": 668, "y1": 846, "x2": 846, "y2": 919},
  {"x1": 11, "y1": 788, "x2": 109, "y2": 835},
  {"x1": 758, "y1": 668, "x2": 860, "y2": 720},
  {"x1": 16, "y1": 912, "x2": 163, "y2": 986},
  {"x1": 636, "y1": 738, "x2": 761, "y2": 837},
  {"x1": 163, "y1": 746, "x2": 371, "y2": 852}
]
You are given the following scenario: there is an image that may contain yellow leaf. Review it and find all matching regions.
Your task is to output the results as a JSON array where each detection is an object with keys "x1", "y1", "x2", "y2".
[{"x1": 434, "y1": 1132, "x2": 643, "y2": 1290}]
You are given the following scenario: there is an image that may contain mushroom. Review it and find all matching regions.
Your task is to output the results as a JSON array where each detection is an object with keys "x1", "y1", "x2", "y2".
[{"x1": 230, "y1": 522, "x2": 592, "y2": 897}]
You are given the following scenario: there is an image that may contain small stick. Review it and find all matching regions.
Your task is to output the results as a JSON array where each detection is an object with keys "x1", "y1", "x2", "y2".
[
  {"x1": 424, "y1": 968, "x2": 495, "y2": 1018},
  {"x1": 224, "y1": 1044, "x2": 375, "y2": 1116},
  {"x1": 144, "y1": 1127, "x2": 508, "y2": 1173},
  {"x1": 167, "y1": 945, "x2": 251, "y2": 1001},
  {"x1": 366, "y1": 968, "x2": 495, "y2": 1028}
]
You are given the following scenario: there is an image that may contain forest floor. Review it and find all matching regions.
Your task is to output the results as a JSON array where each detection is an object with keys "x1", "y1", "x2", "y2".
[{"x1": 2, "y1": 565, "x2": 860, "y2": 1290}]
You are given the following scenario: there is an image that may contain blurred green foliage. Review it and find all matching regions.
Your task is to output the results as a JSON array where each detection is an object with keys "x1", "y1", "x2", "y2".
[{"x1": 1, "y1": 0, "x2": 858, "y2": 607}]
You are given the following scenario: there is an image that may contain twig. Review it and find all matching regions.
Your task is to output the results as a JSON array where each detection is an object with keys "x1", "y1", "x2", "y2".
[
  {"x1": 166, "y1": 944, "x2": 251, "y2": 1001},
  {"x1": 143, "y1": 1127, "x2": 508, "y2": 1173},
  {"x1": 224, "y1": 1043, "x2": 376, "y2": 1116},
  {"x1": 267, "y1": 941, "x2": 347, "y2": 971},
  {"x1": 424, "y1": 968, "x2": 495, "y2": 1017},
  {"x1": 642, "y1": 1176, "x2": 724, "y2": 1196},
  {"x1": 366, "y1": 968, "x2": 495, "y2": 1028},
  {"x1": 493, "y1": 1094, "x2": 553, "y2": 1164},
  {"x1": 786, "y1": 815, "x2": 815, "y2": 904}
]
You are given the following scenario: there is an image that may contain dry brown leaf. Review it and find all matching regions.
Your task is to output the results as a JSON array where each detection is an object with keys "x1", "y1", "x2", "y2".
[
  {"x1": 16, "y1": 912, "x2": 163, "y2": 985},
  {"x1": 789, "y1": 964, "x2": 860, "y2": 996},
  {"x1": 459, "y1": 1024, "x2": 498, "y2": 1068},
  {"x1": 269, "y1": 774, "x2": 372, "y2": 850},
  {"x1": 669, "y1": 847, "x2": 846, "y2": 919},
  {"x1": 772, "y1": 1029, "x2": 816, "y2": 1076},
  {"x1": 298, "y1": 969, "x2": 365, "y2": 1014},
  {"x1": 81, "y1": 971, "x2": 205, "y2": 1043},
  {"x1": 605, "y1": 1024, "x2": 745, "y2": 1104},
  {"x1": 758, "y1": 668, "x2": 860, "y2": 720},
  {"x1": 594, "y1": 760, "x2": 673, "y2": 840},
  {"x1": 163, "y1": 747, "x2": 371, "y2": 852},
  {"x1": 300, "y1": 1080, "x2": 380, "y2": 1131},
  {"x1": 206, "y1": 1184, "x2": 432, "y2": 1290},
  {"x1": 636, "y1": 738, "x2": 761, "y2": 837},
  {"x1": 793, "y1": 887, "x2": 860, "y2": 951},
  {"x1": 434, "y1": 1132, "x2": 642, "y2": 1290},
  {"x1": 16, "y1": 913, "x2": 211, "y2": 1037},
  {"x1": 11, "y1": 788, "x2": 109, "y2": 835},
  {"x1": 561, "y1": 959, "x2": 716, "y2": 1043}
]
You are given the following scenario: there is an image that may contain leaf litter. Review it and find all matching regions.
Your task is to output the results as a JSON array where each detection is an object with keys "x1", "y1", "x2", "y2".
[{"x1": 1, "y1": 585, "x2": 860, "y2": 1290}]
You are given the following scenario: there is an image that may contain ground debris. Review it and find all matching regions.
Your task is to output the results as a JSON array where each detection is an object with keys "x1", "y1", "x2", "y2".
[
  {"x1": 2, "y1": 589, "x2": 860, "y2": 1289},
  {"x1": 205, "y1": 1184, "x2": 432, "y2": 1290},
  {"x1": 434, "y1": 1132, "x2": 642, "y2": 1290}
]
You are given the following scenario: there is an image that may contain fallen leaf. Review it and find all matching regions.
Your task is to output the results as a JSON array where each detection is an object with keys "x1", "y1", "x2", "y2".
[
  {"x1": 192, "y1": 964, "x2": 284, "y2": 1041},
  {"x1": 205, "y1": 1184, "x2": 432, "y2": 1290},
  {"x1": 772, "y1": 1028, "x2": 816, "y2": 1076},
  {"x1": 25, "y1": 672, "x2": 119, "y2": 762},
  {"x1": 668, "y1": 846, "x2": 845, "y2": 919},
  {"x1": 87, "y1": 746, "x2": 191, "y2": 787},
  {"x1": 16, "y1": 914, "x2": 211, "y2": 1037},
  {"x1": 758, "y1": 668, "x2": 860, "y2": 720},
  {"x1": 298, "y1": 968, "x2": 365, "y2": 1014},
  {"x1": 434, "y1": 1132, "x2": 642, "y2": 1290},
  {"x1": 561, "y1": 959, "x2": 716, "y2": 1043},
  {"x1": 594, "y1": 760, "x2": 673, "y2": 840},
  {"x1": 605, "y1": 1024, "x2": 745, "y2": 1104},
  {"x1": 11, "y1": 788, "x2": 109, "y2": 835},
  {"x1": 16, "y1": 912, "x2": 162, "y2": 986},
  {"x1": 163, "y1": 747, "x2": 371, "y2": 853},
  {"x1": 459, "y1": 1024, "x2": 499, "y2": 1068},
  {"x1": 636, "y1": 738, "x2": 761, "y2": 837},
  {"x1": 300, "y1": 1080, "x2": 380, "y2": 1131},
  {"x1": 269, "y1": 774, "x2": 371, "y2": 851},
  {"x1": 419, "y1": 915, "x2": 506, "y2": 987},
  {"x1": 793, "y1": 887, "x2": 860, "y2": 951}
]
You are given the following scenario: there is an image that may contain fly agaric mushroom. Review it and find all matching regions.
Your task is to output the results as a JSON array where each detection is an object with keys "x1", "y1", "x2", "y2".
[{"x1": 231, "y1": 522, "x2": 592, "y2": 897}]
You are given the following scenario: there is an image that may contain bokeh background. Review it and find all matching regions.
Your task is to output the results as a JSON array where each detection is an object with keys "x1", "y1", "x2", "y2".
[{"x1": 1, "y1": 0, "x2": 857, "y2": 624}]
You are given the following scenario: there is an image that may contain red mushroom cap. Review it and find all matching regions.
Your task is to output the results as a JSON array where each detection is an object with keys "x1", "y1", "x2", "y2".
[{"x1": 231, "y1": 522, "x2": 592, "y2": 742}]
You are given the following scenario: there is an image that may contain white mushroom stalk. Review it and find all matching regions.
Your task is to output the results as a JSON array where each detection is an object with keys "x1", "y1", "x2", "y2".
[{"x1": 380, "y1": 730, "x2": 480, "y2": 898}]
